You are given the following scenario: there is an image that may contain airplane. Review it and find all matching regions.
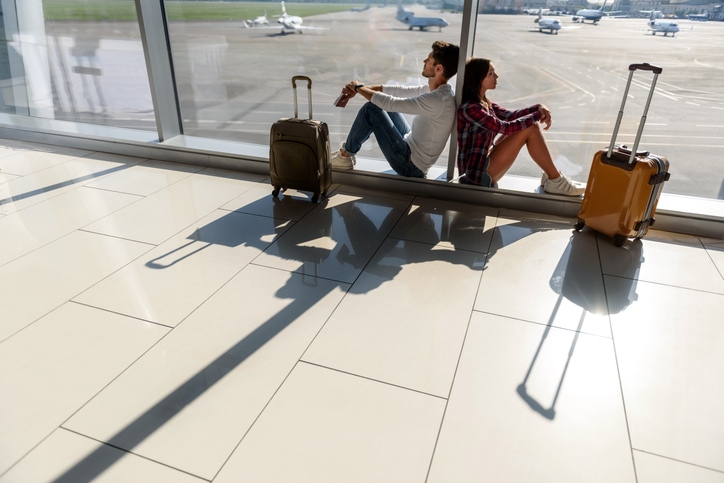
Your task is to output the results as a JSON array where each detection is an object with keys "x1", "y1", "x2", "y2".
[
  {"x1": 270, "y1": 1, "x2": 328, "y2": 34},
  {"x1": 572, "y1": 0, "x2": 619, "y2": 24},
  {"x1": 648, "y1": 12, "x2": 679, "y2": 36},
  {"x1": 396, "y1": 3, "x2": 449, "y2": 31},
  {"x1": 640, "y1": 10, "x2": 663, "y2": 19},
  {"x1": 351, "y1": 2, "x2": 371, "y2": 12},
  {"x1": 535, "y1": 9, "x2": 561, "y2": 34},
  {"x1": 244, "y1": 12, "x2": 269, "y2": 28}
]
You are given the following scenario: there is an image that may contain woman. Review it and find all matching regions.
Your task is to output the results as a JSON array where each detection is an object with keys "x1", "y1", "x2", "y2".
[{"x1": 456, "y1": 57, "x2": 585, "y2": 196}]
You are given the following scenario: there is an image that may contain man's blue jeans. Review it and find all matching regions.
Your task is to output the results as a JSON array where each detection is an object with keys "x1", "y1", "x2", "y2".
[{"x1": 344, "y1": 103, "x2": 425, "y2": 178}]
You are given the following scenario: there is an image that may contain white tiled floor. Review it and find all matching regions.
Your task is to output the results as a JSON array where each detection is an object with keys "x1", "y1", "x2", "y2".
[{"x1": 1, "y1": 139, "x2": 723, "y2": 483}]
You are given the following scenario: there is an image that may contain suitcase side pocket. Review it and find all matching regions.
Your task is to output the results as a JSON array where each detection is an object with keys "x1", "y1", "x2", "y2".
[{"x1": 270, "y1": 140, "x2": 318, "y2": 185}]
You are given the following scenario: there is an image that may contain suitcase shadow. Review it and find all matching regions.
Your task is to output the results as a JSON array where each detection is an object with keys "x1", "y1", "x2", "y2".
[
  {"x1": 273, "y1": 196, "x2": 334, "y2": 286},
  {"x1": 516, "y1": 231, "x2": 642, "y2": 420},
  {"x1": 145, "y1": 208, "x2": 289, "y2": 269}
]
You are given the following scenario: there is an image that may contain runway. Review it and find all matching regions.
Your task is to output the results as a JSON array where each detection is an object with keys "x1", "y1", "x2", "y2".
[{"x1": 43, "y1": 9, "x2": 724, "y2": 198}]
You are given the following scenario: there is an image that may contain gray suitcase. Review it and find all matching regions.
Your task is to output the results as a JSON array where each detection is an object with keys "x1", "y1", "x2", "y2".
[{"x1": 270, "y1": 75, "x2": 331, "y2": 203}]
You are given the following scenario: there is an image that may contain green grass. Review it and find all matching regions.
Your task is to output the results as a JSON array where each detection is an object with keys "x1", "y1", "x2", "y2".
[{"x1": 42, "y1": 1, "x2": 359, "y2": 22}]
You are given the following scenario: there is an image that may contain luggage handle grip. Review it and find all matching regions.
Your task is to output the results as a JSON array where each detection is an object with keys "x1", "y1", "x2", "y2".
[
  {"x1": 629, "y1": 63, "x2": 663, "y2": 75},
  {"x1": 291, "y1": 75, "x2": 313, "y2": 120},
  {"x1": 607, "y1": 63, "x2": 662, "y2": 164}
]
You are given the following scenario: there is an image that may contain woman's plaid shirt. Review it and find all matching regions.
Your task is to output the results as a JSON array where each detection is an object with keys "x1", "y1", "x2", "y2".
[{"x1": 457, "y1": 101, "x2": 541, "y2": 185}]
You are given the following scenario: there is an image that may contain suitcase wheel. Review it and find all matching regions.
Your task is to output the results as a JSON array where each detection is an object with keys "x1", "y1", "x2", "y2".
[
  {"x1": 272, "y1": 187, "x2": 287, "y2": 198},
  {"x1": 574, "y1": 220, "x2": 585, "y2": 231},
  {"x1": 613, "y1": 234, "x2": 627, "y2": 247}
]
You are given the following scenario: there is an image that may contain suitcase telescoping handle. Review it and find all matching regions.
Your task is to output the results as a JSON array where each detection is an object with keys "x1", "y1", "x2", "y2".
[
  {"x1": 291, "y1": 75, "x2": 313, "y2": 120},
  {"x1": 607, "y1": 63, "x2": 663, "y2": 164}
]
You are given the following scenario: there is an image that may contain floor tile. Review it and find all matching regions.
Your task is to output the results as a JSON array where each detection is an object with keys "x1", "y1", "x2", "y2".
[
  {"x1": 0, "y1": 429, "x2": 205, "y2": 483},
  {"x1": 303, "y1": 237, "x2": 485, "y2": 397},
  {"x1": 215, "y1": 362, "x2": 445, "y2": 483},
  {"x1": 0, "y1": 172, "x2": 18, "y2": 184},
  {"x1": 0, "y1": 303, "x2": 168, "y2": 475},
  {"x1": 0, "y1": 230, "x2": 151, "y2": 342},
  {"x1": 702, "y1": 237, "x2": 724, "y2": 280},
  {"x1": 389, "y1": 197, "x2": 498, "y2": 253},
  {"x1": 221, "y1": 184, "x2": 318, "y2": 221},
  {"x1": 81, "y1": 170, "x2": 262, "y2": 244},
  {"x1": 0, "y1": 145, "x2": 91, "y2": 176},
  {"x1": 475, "y1": 219, "x2": 612, "y2": 337},
  {"x1": 498, "y1": 207, "x2": 578, "y2": 225},
  {"x1": 73, "y1": 209, "x2": 291, "y2": 326},
  {"x1": 609, "y1": 278, "x2": 724, "y2": 471},
  {"x1": 64, "y1": 264, "x2": 349, "y2": 480},
  {"x1": 633, "y1": 450, "x2": 724, "y2": 483},
  {"x1": 0, "y1": 186, "x2": 141, "y2": 267},
  {"x1": 333, "y1": 184, "x2": 415, "y2": 202},
  {"x1": 600, "y1": 230, "x2": 724, "y2": 294},
  {"x1": 253, "y1": 192, "x2": 410, "y2": 284},
  {"x1": 84, "y1": 159, "x2": 202, "y2": 196},
  {"x1": 427, "y1": 312, "x2": 635, "y2": 483},
  {"x1": 0, "y1": 156, "x2": 141, "y2": 215}
]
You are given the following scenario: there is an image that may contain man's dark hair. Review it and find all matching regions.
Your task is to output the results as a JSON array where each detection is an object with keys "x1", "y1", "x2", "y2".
[{"x1": 431, "y1": 40, "x2": 460, "y2": 80}]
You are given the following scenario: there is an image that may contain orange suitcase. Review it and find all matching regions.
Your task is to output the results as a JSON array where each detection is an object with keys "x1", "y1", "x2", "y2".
[{"x1": 575, "y1": 63, "x2": 670, "y2": 246}]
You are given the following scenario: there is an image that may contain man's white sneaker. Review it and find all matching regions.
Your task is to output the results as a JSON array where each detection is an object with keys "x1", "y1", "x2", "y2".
[
  {"x1": 543, "y1": 172, "x2": 586, "y2": 196},
  {"x1": 330, "y1": 143, "x2": 355, "y2": 169}
]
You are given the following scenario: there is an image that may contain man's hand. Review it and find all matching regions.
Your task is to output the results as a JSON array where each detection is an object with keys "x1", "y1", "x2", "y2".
[{"x1": 344, "y1": 80, "x2": 362, "y2": 97}]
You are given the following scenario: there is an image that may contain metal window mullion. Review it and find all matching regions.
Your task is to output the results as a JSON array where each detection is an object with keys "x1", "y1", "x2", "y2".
[
  {"x1": 447, "y1": 0, "x2": 479, "y2": 181},
  {"x1": 135, "y1": 0, "x2": 182, "y2": 141}
]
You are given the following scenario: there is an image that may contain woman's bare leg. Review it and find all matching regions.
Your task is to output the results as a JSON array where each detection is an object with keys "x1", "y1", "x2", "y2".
[{"x1": 487, "y1": 123, "x2": 559, "y2": 183}]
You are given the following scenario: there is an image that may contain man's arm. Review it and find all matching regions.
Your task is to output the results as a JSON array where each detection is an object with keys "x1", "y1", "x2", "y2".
[{"x1": 343, "y1": 80, "x2": 382, "y2": 101}]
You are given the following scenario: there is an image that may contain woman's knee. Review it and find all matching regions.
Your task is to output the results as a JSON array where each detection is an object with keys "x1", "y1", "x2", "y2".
[{"x1": 525, "y1": 123, "x2": 544, "y2": 138}]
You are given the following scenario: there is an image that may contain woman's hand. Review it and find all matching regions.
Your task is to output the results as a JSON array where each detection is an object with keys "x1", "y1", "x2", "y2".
[{"x1": 538, "y1": 104, "x2": 552, "y2": 130}]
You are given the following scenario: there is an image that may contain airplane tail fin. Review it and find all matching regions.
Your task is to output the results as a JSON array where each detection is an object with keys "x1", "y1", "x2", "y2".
[{"x1": 281, "y1": 1, "x2": 287, "y2": 15}]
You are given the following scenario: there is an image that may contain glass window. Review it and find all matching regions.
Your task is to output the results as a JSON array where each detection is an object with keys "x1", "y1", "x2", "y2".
[
  {"x1": 1, "y1": 1, "x2": 721, "y2": 203},
  {"x1": 164, "y1": 1, "x2": 462, "y2": 168},
  {"x1": 472, "y1": 12, "x2": 724, "y2": 199},
  {"x1": 0, "y1": 0, "x2": 155, "y2": 131}
]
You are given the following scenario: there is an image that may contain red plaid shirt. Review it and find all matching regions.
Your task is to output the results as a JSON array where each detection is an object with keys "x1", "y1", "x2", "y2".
[{"x1": 457, "y1": 101, "x2": 541, "y2": 185}]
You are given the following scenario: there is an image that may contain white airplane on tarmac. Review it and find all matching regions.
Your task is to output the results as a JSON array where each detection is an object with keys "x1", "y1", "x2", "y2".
[
  {"x1": 572, "y1": 0, "x2": 619, "y2": 24},
  {"x1": 535, "y1": 9, "x2": 561, "y2": 34},
  {"x1": 262, "y1": 2, "x2": 327, "y2": 34},
  {"x1": 244, "y1": 12, "x2": 269, "y2": 28},
  {"x1": 648, "y1": 12, "x2": 679, "y2": 36},
  {"x1": 396, "y1": 3, "x2": 449, "y2": 31}
]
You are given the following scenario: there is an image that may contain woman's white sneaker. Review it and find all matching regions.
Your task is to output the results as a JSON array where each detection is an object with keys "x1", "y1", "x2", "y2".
[{"x1": 543, "y1": 172, "x2": 586, "y2": 196}]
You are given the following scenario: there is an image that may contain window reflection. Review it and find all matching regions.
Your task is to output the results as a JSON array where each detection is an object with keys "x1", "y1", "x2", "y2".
[{"x1": 0, "y1": 0, "x2": 155, "y2": 130}]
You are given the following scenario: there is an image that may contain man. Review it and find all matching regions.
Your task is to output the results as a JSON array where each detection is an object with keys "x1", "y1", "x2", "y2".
[{"x1": 331, "y1": 40, "x2": 460, "y2": 178}]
